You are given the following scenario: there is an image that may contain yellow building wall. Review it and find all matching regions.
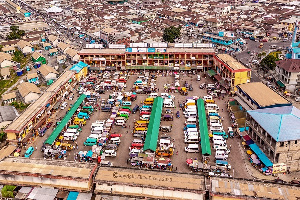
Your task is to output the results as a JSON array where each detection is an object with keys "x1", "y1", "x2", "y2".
[
  {"x1": 233, "y1": 71, "x2": 251, "y2": 91},
  {"x1": 74, "y1": 67, "x2": 88, "y2": 81},
  {"x1": 7, "y1": 132, "x2": 17, "y2": 140}
]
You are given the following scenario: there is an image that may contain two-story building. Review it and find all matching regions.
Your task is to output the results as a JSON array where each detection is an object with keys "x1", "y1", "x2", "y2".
[
  {"x1": 213, "y1": 54, "x2": 251, "y2": 92},
  {"x1": 78, "y1": 47, "x2": 215, "y2": 71},
  {"x1": 275, "y1": 59, "x2": 300, "y2": 93},
  {"x1": 246, "y1": 106, "x2": 300, "y2": 172},
  {"x1": 236, "y1": 82, "x2": 291, "y2": 110}
]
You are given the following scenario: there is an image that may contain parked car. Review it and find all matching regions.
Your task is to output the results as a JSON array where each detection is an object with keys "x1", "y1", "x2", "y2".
[{"x1": 25, "y1": 146, "x2": 34, "y2": 158}]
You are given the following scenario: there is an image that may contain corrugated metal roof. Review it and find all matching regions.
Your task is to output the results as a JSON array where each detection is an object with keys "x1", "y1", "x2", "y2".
[{"x1": 247, "y1": 106, "x2": 300, "y2": 141}]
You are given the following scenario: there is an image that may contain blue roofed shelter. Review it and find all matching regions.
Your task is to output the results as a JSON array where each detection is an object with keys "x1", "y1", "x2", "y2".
[{"x1": 246, "y1": 105, "x2": 300, "y2": 172}]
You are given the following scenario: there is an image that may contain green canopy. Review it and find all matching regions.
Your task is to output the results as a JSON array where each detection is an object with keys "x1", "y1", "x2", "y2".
[
  {"x1": 197, "y1": 99, "x2": 211, "y2": 155},
  {"x1": 45, "y1": 94, "x2": 86, "y2": 145},
  {"x1": 207, "y1": 69, "x2": 216, "y2": 77},
  {"x1": 143, "y1": 97, "x2": 163, "y2": 152},
  {"x1": 276, "y1": 80, "x2": 285, "y2": 88}
]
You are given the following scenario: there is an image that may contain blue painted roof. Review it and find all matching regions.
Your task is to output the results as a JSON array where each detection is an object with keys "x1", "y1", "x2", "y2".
[
  {"x1": 247, "y1": 106, "x2": 300, "y2": 142},
  {"x1": 70, "y1": 61, "x2": 88, "y2": 73}
]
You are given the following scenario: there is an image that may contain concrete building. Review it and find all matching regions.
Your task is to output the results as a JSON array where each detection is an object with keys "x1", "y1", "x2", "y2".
[
  {"x1": 17, "y1": 82, "x2": 41, "y2": 104},
  {"x1": 0, "y1": 157, "x2": 96, "y2": 191},
  {"x1": 70, "y1": 61, "x2": 88, "y2": 81},
  {"x1": 5, "y1": 71, "x2": 75, "y2": 141},
  {"x1": 2, "y1": 92, "x2": 17, "y2": 104},
  {"x1": 0, "y1": 106, "x2": 18, "y2": 129},
  {"x1": 213, "y1": 54, "x2": 251, "y2": 92},
  {"x1": 275, "y1": 59, "x2": 300, "y2": 93},
  {"x1": 236, "y1": 82, "x2": 291, "y2": 110},
  {"x1": 246, "y1": 106, "x2": 300, "y2": 172},
  {"x1": 79, "y1": 48, "x2": 215, "y2": 71},
  {"x1": 16, "y1": 40, "x2": 34, "y2": 55},
  {"x1": 0, "y1": 52, "x2": 13, "y2": 68},
  {"x1": 38, "y1": 64, "x2": 58, "y2": 81}
]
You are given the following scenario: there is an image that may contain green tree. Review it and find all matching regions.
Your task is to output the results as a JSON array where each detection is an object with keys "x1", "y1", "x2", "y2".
[
  {"x1": 12, "y1": 49, "x2": 24, "y2": 63},
  {"x1": 0, "y1": 45, "x2": 3, "y2": 51},
  {"x1": 6, "y1": 26, "x2": 25, "y2": 40},
  {"x1": 163, "y1": 26, "x2": 181, "y2": 43},
  {"x1": 260, "y1": 54, "x2": 278, "y2": 70}
]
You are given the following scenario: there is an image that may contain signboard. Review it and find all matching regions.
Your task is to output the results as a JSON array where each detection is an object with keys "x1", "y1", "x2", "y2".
[{"x1": 272, "y1": 163, "x2": 287, "y2": 174}]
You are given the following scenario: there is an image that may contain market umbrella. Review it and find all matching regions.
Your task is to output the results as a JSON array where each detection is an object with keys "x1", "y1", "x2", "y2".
[
  {"x1": 247, "y1": 150, "x2": 253, "y2": 155},
  {"x1": 251, "y1": 154, "x2": 258, "y2": 159},
  {"x1": 14, "y1": 152, "x2": 19, "y2": 157},
  {"x1": 253, "y1": 159, "x2": 260, "y2": 164},
  {"x1": 186, "y1": 159, "x2": 193, "y2": 164},
  {"x1": 242, "y1": 142, "x2": 246, "y2": 145}
]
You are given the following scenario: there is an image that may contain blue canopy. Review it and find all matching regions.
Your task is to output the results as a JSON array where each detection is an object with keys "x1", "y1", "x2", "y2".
[
  {"x1": 86, "y1": 150, "x2": 93, "y2": 157},
  {"x1": 249, "y1": 144, "x2": 273, "y2": 167},
  {"x1": 67, "y1": 191, "x2": 79, "y2": 200}
]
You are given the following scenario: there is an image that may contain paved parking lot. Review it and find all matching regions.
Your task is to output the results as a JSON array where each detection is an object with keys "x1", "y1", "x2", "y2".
[{"x1": 29, "y1": 72, "x2": 252, "y2": 178}]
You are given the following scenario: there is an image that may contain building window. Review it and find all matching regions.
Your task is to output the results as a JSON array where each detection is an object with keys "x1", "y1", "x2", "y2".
[
  {"x1": 280, "y1": 142, "x2": 284, "y2": 147},
  {"x1": 295, "y1": 140, "x2": 297, "y2": 144}
]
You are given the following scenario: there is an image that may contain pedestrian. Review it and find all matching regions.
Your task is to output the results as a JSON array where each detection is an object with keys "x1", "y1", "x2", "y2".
[
  {"x1": 222, "y1": 108, "x2": 224, "y2": 112},
  {"x1": 176, "y1": 151, "x2": 178, "y2": 155}
]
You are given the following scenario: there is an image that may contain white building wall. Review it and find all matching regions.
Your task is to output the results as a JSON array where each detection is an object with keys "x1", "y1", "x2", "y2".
[{"x1": 95, "y1": 183, "x2": 204, "y2": 200}]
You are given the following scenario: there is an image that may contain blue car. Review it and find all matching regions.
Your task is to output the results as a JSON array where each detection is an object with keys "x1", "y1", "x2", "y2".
[{"x1": 25, "y1": 146, "x2": 34, "y2": 158}]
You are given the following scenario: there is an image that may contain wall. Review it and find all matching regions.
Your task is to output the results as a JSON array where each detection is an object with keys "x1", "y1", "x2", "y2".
[
  {"x1": 275, "y1": 140, "x2": 300, "y2": 171},
  {"x1": 95, "y1": 183, "x2": 204, "y2": 200},
  {"x1": 74, "y1": 67, "x2": 88, "y2": 81},
  {"x1": 0, "y1": 174, "x2": 91, "y2": 191}
]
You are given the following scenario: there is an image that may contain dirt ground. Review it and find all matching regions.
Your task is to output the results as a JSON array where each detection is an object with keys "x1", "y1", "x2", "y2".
[{"x1": 29, "y1": 72, "x2": 259, "y2": 179}]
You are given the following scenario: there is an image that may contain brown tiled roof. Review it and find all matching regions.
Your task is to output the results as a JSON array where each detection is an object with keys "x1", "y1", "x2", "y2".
[{"x1": 276, "y1": 59, "x2": 300, "y2": 73}]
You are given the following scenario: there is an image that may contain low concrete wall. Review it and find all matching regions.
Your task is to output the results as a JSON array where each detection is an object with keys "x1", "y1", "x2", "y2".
[{"x1": 95, "y1": 183, "x2": 204, "y2": 200}]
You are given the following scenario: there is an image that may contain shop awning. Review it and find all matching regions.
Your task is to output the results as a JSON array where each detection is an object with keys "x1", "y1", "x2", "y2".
[
  {"x1": 143, "y1": 97, "x2": 163, "y2": 152},
  {"x1": 197, "y1": 99, "x2": 211, "y2": 155},
  {"x1": 249, "y1": 143, "x2": 273, "y2": 167},
  {"x1": 276, "y1": 80, "x2": 285, "y2": 88},
  {"x1": 214, "y1": 74, "x2": 222, "y2": 81},
  {"x1": 207, "y1": 69, "x2": 216, "y2": 77},
  {"x1": 45, "y1": 94, "x2": 86, "y2": 145}
]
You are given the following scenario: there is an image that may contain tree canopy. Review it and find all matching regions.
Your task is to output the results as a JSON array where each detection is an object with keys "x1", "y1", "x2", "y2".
[
  {"x1": 260, "y1": 54, "x2": 278, "y2": 70},
  {"x1": 163, "y1": 26, "x2": 181, "y2": 43},
  {"x1": 6, "y1": 26, "x2": 25, "y2": 40}
]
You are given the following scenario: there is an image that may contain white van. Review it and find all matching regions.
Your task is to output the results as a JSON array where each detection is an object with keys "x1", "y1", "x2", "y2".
[
  {"x1": 92, "y1": 126, "x2": 103, "y2": 133},
  {"x1": 210, "y1": 123, "x2": 224, "y2": 132},
  {"x1": 132, "y1": 139, "x2": 143, "y2": 144},
  {"x1": 203, "y1": 95, "x2": 213, "y2": 101},
  {"x1": 185, "y1": 112, "x2": 197, "y2": 118},
  {"x1": 215, "y1": 154, "x2": 228, "y2": 160},
  {"x1": 270, "y1": 44, "x2": 277, "y2": 49},
  {"x1": 206, "y1": 84, "x2": 215, "y2": 89},
  {"x1": 184, "y1": 106, "x2": 197, "y2": 112},
  {"x1": 216, "y1": 148, "x2": 230, "y2": 155},
  {"x1": 213, "y1": 140, "x2": 227, "y2": 149},
  {"x1": 140, "y1": 115, "x2": 150, "y2": 120},
  {"x1": 63, "y1": 132, "x2": 77, "y2": 141},
  {"x1": 185, "y1": 118, "x2": 197, "y2": 125},
  {"x1": 115, "y1": 117, "x2": 126, "y2": 126},
  {"x1": 206, "y1": 104, "x2": 219, "y2": 110},
  {"x1": 149, "y1": 93, "x2": 158, "y2": 98},
  {"x1": 110, "y1": 137, "x2": 121, "y2": 144},
  {"x1": 185, "y1": 144, "x2": 199, "y2": 153},
  {"x1": 88, "y1": 134, "x2": 101, "y2": 140},
  {"x1": 185, "y1": 131, "x2": 199, "y2": 138},
  {"x1": 184, "y1": 128, "x2": 198, "y2": 133},
  {"x1": 163, "y1": 99, "x2": 175, "y2": 108},
  {"x1": 184, "y1": 135, "x2": 199, "y2": 143},
  {"x1": 197, "y1": 75, "x2": 201, "y2": 81},
  {"x1": 65, "y1": 129, "x2": 79, "y2": 136},
  {"x1": 103, "y1": 150, "x2": 117, "y2": 157}
]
